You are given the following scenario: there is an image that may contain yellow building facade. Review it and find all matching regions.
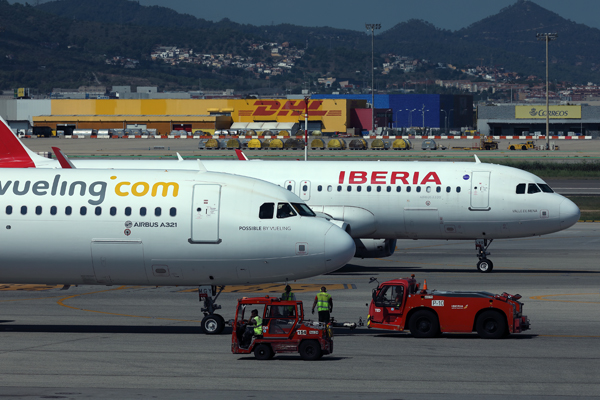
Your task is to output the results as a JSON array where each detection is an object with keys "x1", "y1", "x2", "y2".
[{"x1": 32, "y1": 98, "x2": 365, "y2": 135}]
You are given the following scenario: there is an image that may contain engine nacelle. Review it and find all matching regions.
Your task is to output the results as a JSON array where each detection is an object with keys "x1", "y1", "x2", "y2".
[{"x1": 353, "y1": 238, "x2": 397, "y2": 259}]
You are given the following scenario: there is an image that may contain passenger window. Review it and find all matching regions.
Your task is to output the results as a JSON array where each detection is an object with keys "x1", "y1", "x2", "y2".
[
  {"x1": 426, "y1": 186, "x2": 432, "y2": 193},
  {"x1": 347, "y1": 185, "x2": 351, "y2": 192},
  {"x1": 337, "y1": 185, "x2": 342, "y2": 192},
  {"x1": 327, "y1": 185, "x2": 332, "y2": 192},
  {"x1": 406, "y1": 186, "x2": 411, "y2": 193},
  {"x1": 367, "y1": 186, "x2": 372, "y2": 192},
  {"x1": 436, "y1": 187, "x2": 441, "y2": 193},
  {"x1": 95, "y1": 207, "x2": 102, "y2": 216},
  {"x1": 528, "y1": 183, "x2": 541, "y2": 194},
  {"x1": 80, "y1": 206, "x2": 87, "y2": 216},
  {"x1": 110, "y1": 207, "x2": 117, "y2": 216},
  {"x1": 170, "y1": 207, "x2": 177, "y2": 217},
  {"x1": 50, "y1": 206, "x2": 57, "y2": 215},
  {"x1": 6, "y1": 205, "x2": 12, "y2": 215},
  {"x1": 416, "y1": 186, "x2": 421, "y2": 193},
  {"x1": 35, "y1": 206, "x2": 42, "y2": 215},
  {"x1": 377, "y1": 186, "x2": 381, "y2": 192},
  {"x1": 387, "y1": 186, "x2": 391, "y2": 192},
  {"x1": 140, "y1": 207, "x2": 147, "y2": 216},
  {"x1": 277, "y1": 203, "x2": 297, "y2": 218},
  {"x1": 286, "y1": 185, "x2": 292, "y2": 191},
  {"x1": 155, "y1": 207, "x2": 161, "y2": 217},
  {"x1": 65, "y1": 206, "x2": 72, "y2": 216},
  {"x1": 302, "y1": 184, "x2": 308, "y2": 192},
  {"x1": 125, "y1": 207, "x2": 132, "y2": 216},
  {"x1": 317, "y1": 185, "x2": 322, "y2": 192},
  {"x1": 456, "y1": 187, "x2": 461, "y2": 193},
  {"x1": 357, "y1": 186, "x2": 362, "y2": 192},
  {"x1": 21, "y1": 206, "x2": 27, "y2": 215},
  {"x1": 260, "y1": 203, "x2": 274, "y2": 219},
  {"x1": 446, "y1": 186, "x2": 451, "y2": 193},
  {"x1": 516, "y1": 184, "x2": 526, "y2": 194},
  {"x1": 396, "y1": 186, "x2": 401, "y2": 192}
]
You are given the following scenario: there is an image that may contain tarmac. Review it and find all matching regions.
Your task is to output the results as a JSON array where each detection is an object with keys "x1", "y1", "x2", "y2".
[
  {"x1": 1, "y1": 224, "x2": 599, "y2": 399},
  {"x1": 1, "y1": 138, "x2": 599, "y2": 399}
]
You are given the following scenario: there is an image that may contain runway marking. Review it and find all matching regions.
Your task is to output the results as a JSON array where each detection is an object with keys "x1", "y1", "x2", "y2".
[
  {"x1": 176, "y1": 283, "x2": 355, "y2": 293},
  {"x1": 0, "y1": 284, "x2": 62, "y2": 291},
  {"x1": 56, "y1": 286, "x2": 202, "y2": 322},
  {"x1": 530, "y1": 293, "x2": 600, "y2": 304}
]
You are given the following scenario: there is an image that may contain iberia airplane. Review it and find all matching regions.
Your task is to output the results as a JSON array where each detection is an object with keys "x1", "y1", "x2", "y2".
[
  {"x1": 0, "y1": 117, "x2": 580, "y2": 272},
  {"x1": 0, "y1": 166, "x2": 355, "y2": 333}
]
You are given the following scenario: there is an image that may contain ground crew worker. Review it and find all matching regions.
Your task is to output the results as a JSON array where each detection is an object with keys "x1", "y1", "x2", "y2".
[
  {"x1": 281, "y1": 285, "x2": 296, "y2": 316},
  {"x1": 312, "y1": 286, "x2": 333, "y2": 323},
  {"x1": 241, "y1": 309, "x2": 262, "y2": 348}
]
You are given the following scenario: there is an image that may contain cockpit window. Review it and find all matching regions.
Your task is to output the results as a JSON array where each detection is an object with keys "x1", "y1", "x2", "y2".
[
  {"x1": 291, "y1": 203, "x2": 316, "y2": 217},
  {"x1": 516, "y1": 183, "x2": 526, "y2": 194},
  {"x1": 259, "y1": 203, "x2": 274, "y2": 219},
  {"x1": 538, "y1": 183, "x2": 554, "y2": 193},
  {"x1": 527, "y1": 183, "x2": 541, "y2": 194},
  {"x1": 277, "y1": 203, "x2": 297, "y2": 219}
]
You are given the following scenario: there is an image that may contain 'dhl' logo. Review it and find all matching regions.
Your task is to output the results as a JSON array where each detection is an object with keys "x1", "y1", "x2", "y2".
[{"x1": 248, "y1": 100, "x2": 327, "y2": 117}]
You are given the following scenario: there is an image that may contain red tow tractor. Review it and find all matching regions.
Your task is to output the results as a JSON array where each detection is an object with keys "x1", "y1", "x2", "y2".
[
  {"x1": 231, "y1": 296, "x2": 333, "y2": 360},
  {"x1": 368, "y1": 275, "x2": 530, "y2": 338}
]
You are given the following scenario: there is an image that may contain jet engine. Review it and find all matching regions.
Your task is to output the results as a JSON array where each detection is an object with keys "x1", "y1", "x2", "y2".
[{"x1": 353, "y1": 238, "x2": 397, "y2": 258}]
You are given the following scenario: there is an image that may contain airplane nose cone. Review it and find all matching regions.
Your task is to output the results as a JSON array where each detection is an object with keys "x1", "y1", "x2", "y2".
[
  {"x1": 324, "y1": 226, "x2": 356, "y2": 272},
  {"x1": 560, "y1": 198, "x2": 580, "y2": 229}
]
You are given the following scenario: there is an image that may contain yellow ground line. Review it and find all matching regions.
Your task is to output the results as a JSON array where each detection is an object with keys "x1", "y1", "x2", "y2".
[
  {"x1": 176, "y1": 283, "x2": 351, "y2": 293},
  {"x1": 56, "y1": 286, "x2": 202, "y2": 323},
  {"x1": 529, "y1": 293, "x2": 600, "y2": 304}
]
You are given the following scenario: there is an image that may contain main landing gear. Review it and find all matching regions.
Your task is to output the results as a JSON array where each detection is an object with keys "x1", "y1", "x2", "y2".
[
  {"x1": 199, "y1": 285, "x2": 225, "y2": 334},
  {"x1": 475, "y1": 239, "x2": 494, "y2": 273}
]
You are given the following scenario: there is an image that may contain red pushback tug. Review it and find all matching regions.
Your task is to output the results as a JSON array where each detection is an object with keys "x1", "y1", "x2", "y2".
[
  {"x1": 367, "y1": 275, "x2": 530, "y2": 338},
  {"x1": 231, "y1": 296, "x2": 333, "y2": 360}
]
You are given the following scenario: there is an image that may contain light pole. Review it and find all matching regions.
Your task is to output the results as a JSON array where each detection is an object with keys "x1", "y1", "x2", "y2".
[
  {"x1": 395, "y1": 110, "x2": 403, "y2": 128},
  {"x1": 537, "y1": 32, "x2": 558, "y2": 150},
  {"x1": 421, "y1": 104, "x2": 429, "y2": 134},
  {"x1": 441, "y1": 109, "x2": 448, "y2": 134},
  {"x1": 366, "y1": 23, "x2": 381, "y2": 135}
]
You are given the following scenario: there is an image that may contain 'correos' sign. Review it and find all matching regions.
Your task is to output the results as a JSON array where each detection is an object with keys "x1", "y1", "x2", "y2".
[{"x1": 515, "y1": 105, "x2": 581, "y2": 119}]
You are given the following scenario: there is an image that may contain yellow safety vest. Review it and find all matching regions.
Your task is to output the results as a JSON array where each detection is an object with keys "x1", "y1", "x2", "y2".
[
  {"x1": 253, "y1": 316, "x2": 263, "y2": 335},
  {"x1": 282, "y1": 292, "x2": 294, "y2": 301},
  {"x1": 316, "y1": 292, "x2": 331, "y2": 312}
]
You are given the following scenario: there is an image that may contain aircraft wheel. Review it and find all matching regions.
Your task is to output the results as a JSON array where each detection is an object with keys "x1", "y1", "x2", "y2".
[
  {"x1": 253, "y1": 344, "x2": 274, "y2": 360},
  {"x1": 476, "y1": 310, "x2": 507, "y2": 339},
  {"x1": 299, "y1": 340, "x2": 322, "y2": 361},
  {"x1": 409, "y1": 310, "x2": 439, "y2": 338},
  {"x1": 477, "y1": 259, "x2": 494, "y2": 273},
  {"x1": 202, "y1": 314, "x2": 225, "y2": 335}
]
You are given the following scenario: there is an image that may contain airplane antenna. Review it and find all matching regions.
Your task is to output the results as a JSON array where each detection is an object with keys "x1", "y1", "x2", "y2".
[
  {"x1": 197, "y1": 159, "x2": 207, "y2": 172},
  {"x1": 474, "y1": 154, "x2": 481, "y2": 164}
]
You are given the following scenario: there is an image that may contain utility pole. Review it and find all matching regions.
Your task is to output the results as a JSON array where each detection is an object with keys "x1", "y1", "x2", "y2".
[
  {"x1": 366, "y1": 23, "x2": 381, "y2": 135},
  {"x1": 537, "y1": 32, "x2": 558, "y2": 150}
]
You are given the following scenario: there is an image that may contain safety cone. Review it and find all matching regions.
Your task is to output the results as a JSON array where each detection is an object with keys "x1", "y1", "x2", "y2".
[{"x1": 423, "y1": 280, "x2": 428, "y2": 290}]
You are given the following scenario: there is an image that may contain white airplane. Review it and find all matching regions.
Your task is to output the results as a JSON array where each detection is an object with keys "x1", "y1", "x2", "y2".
[
  {"x1": 0, "y1": 166, "x2": 355, "y2": 333},
  {"x1": 0, "y1": 117, "x2": 580, "y2": 272}
]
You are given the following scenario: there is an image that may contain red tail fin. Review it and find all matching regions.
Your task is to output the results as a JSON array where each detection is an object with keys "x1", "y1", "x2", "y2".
[{"x1": 0, "y1": 117, "x2": 35, "y2": 168}]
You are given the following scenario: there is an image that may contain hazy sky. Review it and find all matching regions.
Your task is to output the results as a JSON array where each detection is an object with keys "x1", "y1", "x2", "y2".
[{"x1": 13, "y1": 0, "x2": 600, "y2": 32}]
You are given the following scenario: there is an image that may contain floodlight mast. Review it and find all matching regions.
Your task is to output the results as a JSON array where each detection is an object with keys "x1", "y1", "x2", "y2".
[
  {"x1": 537, "y1": 32, "x2": 558, "y2": 150},
  {"x1": 366, "y1": 23, "x2": 381, "y2": 135}
]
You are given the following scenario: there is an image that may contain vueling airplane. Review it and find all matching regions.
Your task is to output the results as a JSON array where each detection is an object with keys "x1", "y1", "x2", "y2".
[
  {"x1": 0, "y1": 167, "x2": 355, "y2": 333},
  {"x1": 0, "y1": 117, "x2": 580, "y2": 272}
]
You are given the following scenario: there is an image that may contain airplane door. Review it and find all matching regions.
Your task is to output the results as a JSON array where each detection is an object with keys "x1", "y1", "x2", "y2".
[
  {"x1": 91, "y1": 239, "x2": 148, "y2": 285},
  {"x1": 404, "y1": 208, "x2": 442, "y2": 239},
  {"x1": 300, "y1": 180, "x2": 311, "y2": 200},
  {"x1": 284, "y1": 180, "x2": 295, "y2": 194},
  {"x1": 470, "y1": 171, "x2": 491, "y2": 210},
  {"x1": 191, "y1": 184, "x2": 221, "y2": 243}
]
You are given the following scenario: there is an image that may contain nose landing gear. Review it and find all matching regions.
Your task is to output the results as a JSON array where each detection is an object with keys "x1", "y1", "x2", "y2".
[
  {"x1": 475, "y1": 239, "x2": 494, "y2": 273},
  {"x1": 199, "y1": 285, "x2": 225, "y2": 334}
]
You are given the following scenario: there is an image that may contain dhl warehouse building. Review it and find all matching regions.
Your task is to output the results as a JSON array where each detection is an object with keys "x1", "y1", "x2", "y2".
[{"x1": 1, "y1": 98, "x2": 367, "y2": 136}]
